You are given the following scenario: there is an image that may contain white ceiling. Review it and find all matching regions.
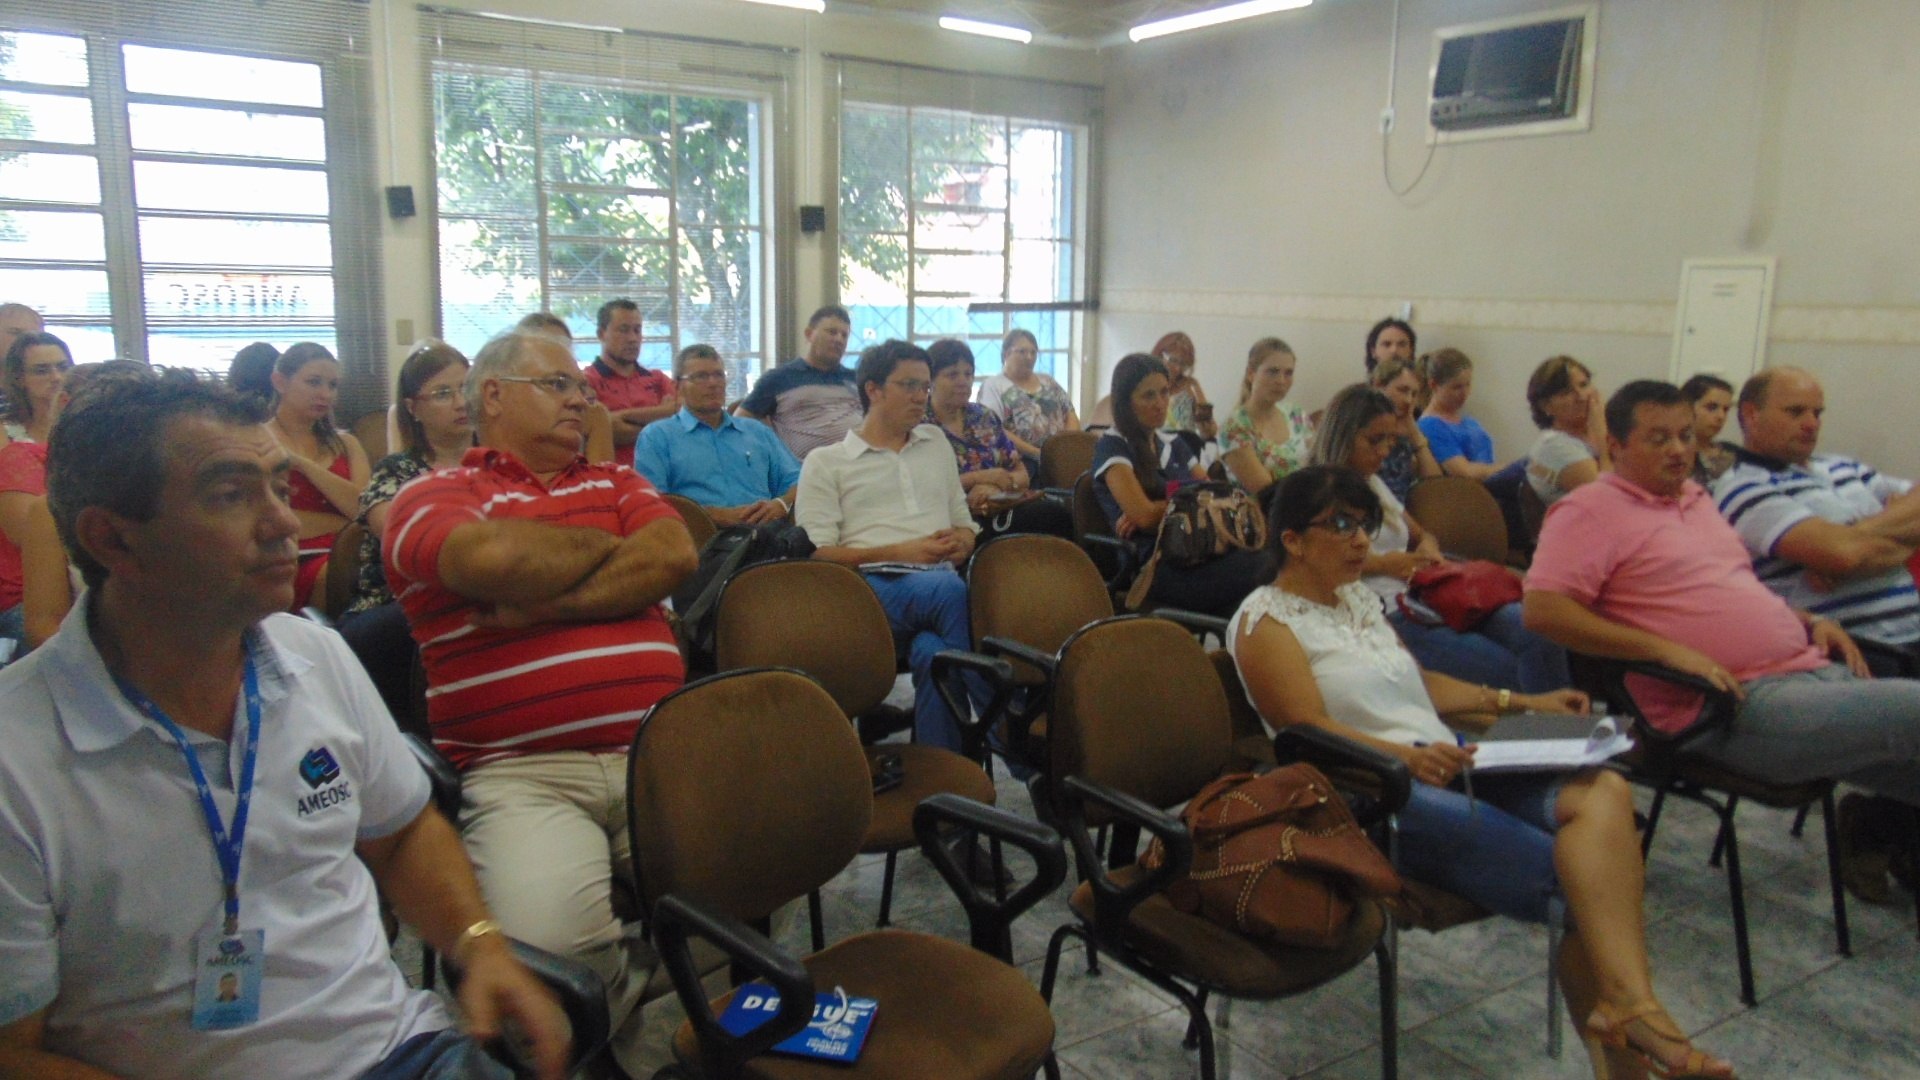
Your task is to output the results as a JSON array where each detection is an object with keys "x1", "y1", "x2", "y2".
[{"x1": 835, "y1": 0, "x2": 1241, "y2": 45}]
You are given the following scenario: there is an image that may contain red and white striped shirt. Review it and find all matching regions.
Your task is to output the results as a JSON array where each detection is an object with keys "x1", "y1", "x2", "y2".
[{"x1": 385, "y1": 447, "x2": 686, "y2": 770}]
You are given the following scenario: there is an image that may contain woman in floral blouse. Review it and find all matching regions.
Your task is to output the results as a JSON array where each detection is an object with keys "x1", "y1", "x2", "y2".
[
  {"x1": 928, "y1": 338, "x2": 1074, "y2": 539},
  {"x1": 975, "y1": 328, "x2": 1079, "y2": 463},
  {"x1": 1218, "y1": 337, "x2": 1314, "y2": 495},
  {"x1": 336, "y1": 341, "x2": 472, "y2": 727}
]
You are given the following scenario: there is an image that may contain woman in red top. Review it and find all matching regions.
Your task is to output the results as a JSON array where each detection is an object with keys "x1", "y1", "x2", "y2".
[
  {"x1": 0, "y1": 333, "x2": 73, "y2": 653},
  {"x1": 266, "y1": 342, "x2": 369, "y2": 610}
]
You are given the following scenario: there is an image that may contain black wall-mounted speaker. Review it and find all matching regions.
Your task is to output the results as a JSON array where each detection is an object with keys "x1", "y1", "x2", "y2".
[
  {"x1": 385, "y1": 185, "x2": 417, "y2": 219},
  {"x1": 799, "y1": 205, "x2": 826, "y2": 233}
]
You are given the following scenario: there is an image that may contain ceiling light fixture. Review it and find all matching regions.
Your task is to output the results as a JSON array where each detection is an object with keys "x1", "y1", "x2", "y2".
[
  {"x1": 938, "y1": 16, "x2": 1033, "y2": 44},
  {"x1": 736, "y1": 0, "x2": 825, "y2": 12},
  {"x1": 1128, "y1": 0, "x2": 1312, "y2": 43}
]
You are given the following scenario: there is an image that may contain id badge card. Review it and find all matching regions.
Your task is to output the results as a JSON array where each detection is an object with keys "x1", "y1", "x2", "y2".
[{"x1": 191, "y1": 927, "x2": 265, "y2": 1030}]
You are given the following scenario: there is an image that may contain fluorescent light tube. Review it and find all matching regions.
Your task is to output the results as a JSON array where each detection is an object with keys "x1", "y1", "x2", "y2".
[
  {"x1": 737, "y1": 0, "x2": 826, "y2": 12},
  {"x1": 1129, "y1": 0, "x2": 1311, "y2": 42},
  {"x1": 939, "y1": 16, "x2": 1033, "y2": 43}
]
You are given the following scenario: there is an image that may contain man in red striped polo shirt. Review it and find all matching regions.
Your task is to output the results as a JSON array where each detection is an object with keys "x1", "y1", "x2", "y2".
[{"x1": 384, "y1": 330, "x2": 697, "y2": 1076}]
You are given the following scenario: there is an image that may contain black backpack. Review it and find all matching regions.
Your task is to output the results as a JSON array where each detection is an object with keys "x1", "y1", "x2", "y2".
[{"x1": 671, "y1": 522, "x2": 815, "y2": 666}]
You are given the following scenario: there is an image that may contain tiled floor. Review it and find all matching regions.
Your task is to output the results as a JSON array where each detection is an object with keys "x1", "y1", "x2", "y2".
[{"x1": 401, "y1": 763, "x2": 1920, "y2": 1080}]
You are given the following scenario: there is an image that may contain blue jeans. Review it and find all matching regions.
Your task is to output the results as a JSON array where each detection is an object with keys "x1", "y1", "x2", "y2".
[
  {"x1": 864, "y1": 566, "x2": 989, "y2": 753},
  {"x1": 1698, "y1": 663, "x2": 1920, "y2": 805},
  {"x1": 1397, "y1": 771, "x2": 1568, "y2": 924},
  {"x1": 0, "y1": 603, "x2": 21, "y2": 664},
  {"x1": 1389, "y1": 602, "x2": 1569, "y2": 693},
  {"x1": 361, "y1": 1030, "x2": 514, "y2": 1080}
]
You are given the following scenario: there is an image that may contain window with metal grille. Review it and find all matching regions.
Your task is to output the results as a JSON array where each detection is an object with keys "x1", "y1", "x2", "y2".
[
  {"x1": 835, "y1": 59, "x2": 1095, "y2": 395},
  {"x1": 0, "y1": 7, "x2": 380, "y2": 387},
  {"x1": 424, "y1": 10, "x2": 790, "y2": 402}
]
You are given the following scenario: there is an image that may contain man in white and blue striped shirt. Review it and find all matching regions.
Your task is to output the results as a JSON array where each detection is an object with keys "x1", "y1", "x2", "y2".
[{"x1": 1713, "y1": 367, "x2": 1920, "y2": 653}]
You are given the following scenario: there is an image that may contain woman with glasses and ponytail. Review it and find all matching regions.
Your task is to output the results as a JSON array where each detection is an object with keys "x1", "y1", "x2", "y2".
[{"x1": 337, "y1": 341, "x2": 472, "y2": 724}]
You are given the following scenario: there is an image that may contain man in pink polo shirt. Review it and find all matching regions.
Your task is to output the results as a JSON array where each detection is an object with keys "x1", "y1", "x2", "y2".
[
  {"x1": 1524, "y1": 380, "x2": 1920, "y2": 886},
  {"x1": 585, "y1": 298, "x2": 678, "y2": 467}
]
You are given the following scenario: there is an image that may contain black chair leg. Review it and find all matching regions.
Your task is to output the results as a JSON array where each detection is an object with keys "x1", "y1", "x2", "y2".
[
  {"x1": 1719, "y1": 807, "x2": 1758, "y2": 1007},
  {"x1": 1820, "y1": 791, "x2": 1852, "y2": 958},
  {"x1": 421, "y1": 944, "x2": 437, "y2": 990},
  {"x1": 1710, "y1": 794, "x2": 1740, "y2": 868},
  {"x1": 1183, "y1": 988, "x2": 1210, "y2": 1048},
  {"x1": 1039, "y1": 923, "x2": 1081, "y2": 1004},
  {"x1": 1641, "y1": 789, "x2": 1668, "y2": 859},
  {"x1": 1376, "y1": 934, "x2": 1398, "y2": 1080},
  {"x1": 1041, "y1": 1053, "x2": 1062, "y2": 1080},
  {"x1": 877, "y1": 850, "x2": 899, "y2": 927},
  {"x1": 808, "y1": 889, "x2": 826, "y2": 953},
  {"x1": 1791, "y1": 802, "x2": 1812, "y2": 838}
]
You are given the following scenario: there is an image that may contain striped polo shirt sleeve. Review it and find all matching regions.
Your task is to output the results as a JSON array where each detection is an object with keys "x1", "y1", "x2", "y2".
[{"x1": 385, "y1": 467, "x2": 486, "y2": 592}]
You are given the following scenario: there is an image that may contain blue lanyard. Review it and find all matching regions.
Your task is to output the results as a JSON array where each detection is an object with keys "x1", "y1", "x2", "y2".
[{"x1": 118, "y1": 656, "x2": 263, "y2": 937}]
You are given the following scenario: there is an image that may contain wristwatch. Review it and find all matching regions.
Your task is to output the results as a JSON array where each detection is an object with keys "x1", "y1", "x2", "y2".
[{"x1": 1497, "y1": 688, "x2": 1513, "y2": 712}]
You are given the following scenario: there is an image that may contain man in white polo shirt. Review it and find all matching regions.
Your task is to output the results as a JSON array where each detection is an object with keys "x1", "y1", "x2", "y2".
[
  {"x1": 795, "y1": 339, "x2": 983, "y2": 752},
  {"x1": 0, "y1": 370, "x2": 567, "y2": 1079}
]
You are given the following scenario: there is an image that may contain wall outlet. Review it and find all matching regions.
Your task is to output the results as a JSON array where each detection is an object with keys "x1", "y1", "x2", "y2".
[{"x1": 1397, "y1": 302, "x2": 1414, "y2": 321}]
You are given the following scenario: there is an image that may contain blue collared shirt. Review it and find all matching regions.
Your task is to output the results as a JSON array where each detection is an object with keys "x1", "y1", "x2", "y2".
[{"x1": 632, "y1": 406, "x2": 803, "y2": 508}]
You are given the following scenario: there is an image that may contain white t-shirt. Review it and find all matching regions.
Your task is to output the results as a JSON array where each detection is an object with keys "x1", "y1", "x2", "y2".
[
  {"x1": 1363, "y1": 473, "x2": 1414, "y2": 604},
  {"x1": 1526, "y1": 429, "x2": 1596, "y2": 507},
  {"x1": 0, "y1": 603, "x2": 449, "y2": 1079},
  {"x1": 1229, "y1": 581, "x2": 1453, "y2": 747}
]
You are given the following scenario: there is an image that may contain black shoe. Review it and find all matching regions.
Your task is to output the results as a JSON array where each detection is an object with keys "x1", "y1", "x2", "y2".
[
  {"x1": 857, "y1": 704, "x2": 913, "y2": 744},
  {"x1": 1838, "y1": 793, "x2": 1895, "y2": 905}
]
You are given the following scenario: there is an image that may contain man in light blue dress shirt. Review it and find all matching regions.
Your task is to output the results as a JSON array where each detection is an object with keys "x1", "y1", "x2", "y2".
[{"x1": 633, "y1": 344, "x2": 802, "y2": 527}]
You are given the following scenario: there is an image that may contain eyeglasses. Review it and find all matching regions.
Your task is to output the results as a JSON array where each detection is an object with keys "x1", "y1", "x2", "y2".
[
  {"x1": 1307, "y1": 513, "x2": 1381, "y2": 539},
  {"x1": 413, "y1": 387, "x2": 461, "y2": 404},
  {"x1": 887, "y1": 378, "x2": 931, "y2": 395},
  {"x1": 678, "y1": 370, "x2": 728, "y2": 384},
  {"x1": 498, "y1": 374, "x2": 591, "y2": 398},
  {"x1": 25, "y1": 362, "x2": 71, "y2": 378}
]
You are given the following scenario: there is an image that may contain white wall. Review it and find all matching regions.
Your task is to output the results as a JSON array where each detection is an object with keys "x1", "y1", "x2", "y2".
[
  {"x1": 363, "y1": 0, "x2": 1102, "y2": 390},
  {"x1": 1096, "y1": 0, "x2": 1920, "y2": 475}
]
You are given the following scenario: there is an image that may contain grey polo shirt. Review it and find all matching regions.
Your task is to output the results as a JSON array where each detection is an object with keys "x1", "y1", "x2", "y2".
[{"x1": 0, "y1": 601, "x2": 449, "y2": 1079}]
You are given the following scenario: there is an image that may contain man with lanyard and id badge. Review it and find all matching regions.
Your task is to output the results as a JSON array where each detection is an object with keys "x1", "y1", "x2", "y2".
[{"x1": 0, "y1": 369, "x2": 569, "y2": 1079}]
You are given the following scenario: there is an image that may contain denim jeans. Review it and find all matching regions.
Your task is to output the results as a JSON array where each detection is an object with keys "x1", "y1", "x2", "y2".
[
  {"x1": 361, "y1": 1030, "x2": 515, "y2": 1080},
  {"x1": 1697, "y1": 663, "x2": 1920, "y2": 805},
  {"x1": 1389, "y1": 601, "x2": 1570, "y2": 693},
  {"x1": 1397, "y1": 770, "x2": 1568, "y2": 924},
  {"x1": 864, "y1": 566, "x2": 989, "y2": 753}
]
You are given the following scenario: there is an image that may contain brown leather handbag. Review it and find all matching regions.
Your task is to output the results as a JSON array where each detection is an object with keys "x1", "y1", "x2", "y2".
[{"x1": 1141, "y1": 764, "x2": 1402, "y2": 948}]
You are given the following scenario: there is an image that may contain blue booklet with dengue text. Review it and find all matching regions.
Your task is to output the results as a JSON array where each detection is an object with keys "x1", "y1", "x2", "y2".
[{"x1": 716, "y1": 984, "x2": 878, "y2": 1064}]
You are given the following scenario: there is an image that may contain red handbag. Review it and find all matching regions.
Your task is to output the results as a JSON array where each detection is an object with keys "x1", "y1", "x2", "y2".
[{"x1": 1400, "y1": 560, "x2": 1523, "y2": 632}]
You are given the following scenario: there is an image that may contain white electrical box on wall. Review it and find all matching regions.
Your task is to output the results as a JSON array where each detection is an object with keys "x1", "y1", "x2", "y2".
[{"x1": 1670, "y1": 257, "x2": 1777, "y2": 387}]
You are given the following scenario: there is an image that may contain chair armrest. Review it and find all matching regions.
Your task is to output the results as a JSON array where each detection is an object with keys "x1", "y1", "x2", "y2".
[
  {"x1": 1272, "y1": 726, "x2": 1412, "y2": 822},
  {"x1": 1042, "y1": 486, "x2": 1075, "y2": 501},
  {"x1": 979, "y1": 636, "x2": 1060, "y2": 681},
  {"x1": 930, "y1": 649, "x2": 1017, "y2": 763},
  {"x1": 1058, "y1": 775, "x2": 1190, "y2": 931},
  {"x1": 651, "y1": 893, "x2": 815, "y2": 1079},
  {"x1": 1078, "y1": 533, "x2": 1138, "y2": 588},
  {"x1": 1149, "y1": 607, "x2": 1230, "y2": 643},
  {"x1": 402, "y1": 732, "x2": 463, "y2": 821},
  {"x1": 442, "y1": 938, "x2": 610, "y2": 1076},
  {"x1": 1573, "y1": 655, "x2": 1735, "y2": 753},
  {"x1": 912, "y1": 794, "x2": 1068, "y2": 964}
]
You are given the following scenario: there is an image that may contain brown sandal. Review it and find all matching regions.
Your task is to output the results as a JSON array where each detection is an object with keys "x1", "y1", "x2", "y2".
[{"x1": 1585, "y1": 1000, "x2": 1735, "y2": 1080}]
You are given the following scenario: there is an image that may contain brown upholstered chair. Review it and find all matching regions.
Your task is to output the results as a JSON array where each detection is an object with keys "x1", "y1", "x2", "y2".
[
  {"x1": 713, "y1": 560, "x2": 1009, "y2": 938},
  {"x1": 1572, "y1": 654, "x2": 1850, "y2": 1007},
  {"x1": 1037, "y1": 430, "x2": 1098, "y2": 494},
  {"x1": 662, "y1": 493, "x2": 719, "y2": 549},
  {"x1": 1516, "y1": 480, "x2": 1548, "y2": 549},
  {"x1": 1039, "y1": 616, "x2": 1393, "y2": 1080},
  {"x1": 1068, "y1": 471, "x2": 1136, "y2": 602},
  {"x1": 351, "y1": 409, "x2": 389, "y2": 462},
  {"x1": 1405, "y1": 475, "x2": 1512, "y2": 565},
  {"x1": 630, "y1": 668, "x2": 1066, "y2": 1080},
  {"x1": 318, "y1": 521, "x2": 366, "y2": 621}
]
